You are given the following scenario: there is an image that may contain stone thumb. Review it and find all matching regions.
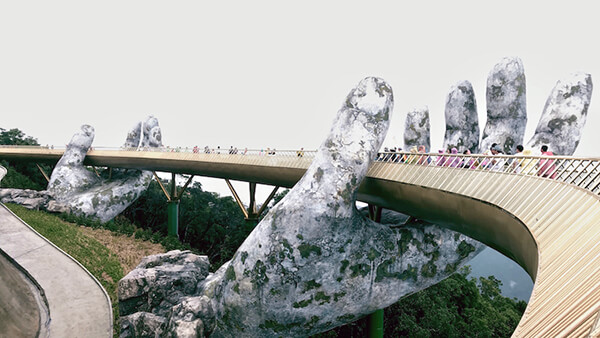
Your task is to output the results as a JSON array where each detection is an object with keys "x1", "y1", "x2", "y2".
[{"x1": 59, "y1": 124, "x2": 94, "y2": 167}]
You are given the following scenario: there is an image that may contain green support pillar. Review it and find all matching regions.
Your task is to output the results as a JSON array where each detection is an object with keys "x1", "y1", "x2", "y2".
[
  {"x1": 368, "y1": 309, "x2": 384, "y2": 338},
  {"x1": 368, "y1": 204, "x2": 384, "y2": 338},
  {"x1": 167, "y1": 200, "x2": 179, "y2": 238}
]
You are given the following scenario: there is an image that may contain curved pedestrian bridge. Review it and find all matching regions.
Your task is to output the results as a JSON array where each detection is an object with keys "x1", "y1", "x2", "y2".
[{"x1": 2, "y1": 146, "x2": 600, "y2": 337}]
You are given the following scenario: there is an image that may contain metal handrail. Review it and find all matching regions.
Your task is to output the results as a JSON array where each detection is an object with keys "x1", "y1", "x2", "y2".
[
  {"x1": 2, "y1": 145, "x2": 600, "y2": 194},
  {"x1": 374, "y1": 151, "x2": 600, "y2": 196}
]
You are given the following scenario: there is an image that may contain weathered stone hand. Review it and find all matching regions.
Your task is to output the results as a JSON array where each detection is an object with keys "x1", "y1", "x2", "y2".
[
  {"x1": 433, "y1": 56, "x2": 593, "y2": 156},
  {"x1": 47, "y1": 116, "x2": 162, "y2": 222},
  {"x1": 118, "y1": 78, "x2": 484, "y2": 337},
  {"x1": 200, "y1": 77, "x2": 483, "y2": 336}
]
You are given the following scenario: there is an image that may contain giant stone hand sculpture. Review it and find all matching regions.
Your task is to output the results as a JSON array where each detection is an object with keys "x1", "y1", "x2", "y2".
[
  {"x1": 118, "y1": 78, "x2": 484, "y2": 337},
  {"x1": 47, "y1": 116, "x2": 162, "y2": 222},
  {"x1": 440, "y1": 57, "x2": 592, "y2": 156}
]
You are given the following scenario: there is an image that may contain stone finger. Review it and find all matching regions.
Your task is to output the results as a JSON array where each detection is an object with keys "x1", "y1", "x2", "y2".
[
  {"x1": 526, "y1": 72, "x2": 593, "y2": 155},
  {"x1": 443, "y1": 80, "x2": 480, "y2": 153},
  {"x1": 480, "y1": 56, "x2": 527, "y2": 154},
  {"x1": 404, "y1": 106, "x2": 430, "y2": 151},
  {"x1": 48, "y1": 125, "x2": 99, "y2": 196}
]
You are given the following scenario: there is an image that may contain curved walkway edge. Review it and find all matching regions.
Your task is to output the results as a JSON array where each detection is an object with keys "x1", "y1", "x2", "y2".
[{"x1": 0, "y1": 203, "x2": 112, "y2": 337}]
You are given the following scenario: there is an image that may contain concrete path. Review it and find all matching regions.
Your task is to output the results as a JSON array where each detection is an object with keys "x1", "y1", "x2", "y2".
[{"x1": 0, "y1": 204, "x2": 112, "y2": 337}]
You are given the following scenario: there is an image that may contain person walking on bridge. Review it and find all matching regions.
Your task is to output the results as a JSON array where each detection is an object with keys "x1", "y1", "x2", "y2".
[{"x1": 538, "y1": 145, "x2": 557, "y2": 179}]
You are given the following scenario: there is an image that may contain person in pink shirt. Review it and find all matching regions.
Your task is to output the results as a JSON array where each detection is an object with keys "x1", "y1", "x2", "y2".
[{"x1": 538, "y1": 145, "x2": 557, "y2": 178}]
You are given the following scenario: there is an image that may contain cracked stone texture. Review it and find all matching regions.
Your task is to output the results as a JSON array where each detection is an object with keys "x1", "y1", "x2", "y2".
[
  {"x1": 527, "y1": 72, "x2": 593, "y2": 155},
  {"x1": 46, "y1": 116, "x2": 162, "y2": 222},
  {"x1": 118, "y1": 250, "x2": 211, "y2": 317},
  {"x1": 404, "y1": 106, "x2": 431, "y2": 151},
  {"x1": 443, "y1": 80, "x2": 480, "y2": 153},
  {"x1": 118, "y1": 77, "x2": 484, "y2": 337},
  {"x1": 481, "y1": 57, "x2": 527, "y2": 154},
  {"x1": 0, "y1": 188, "x2": 51, "y2": 210}
]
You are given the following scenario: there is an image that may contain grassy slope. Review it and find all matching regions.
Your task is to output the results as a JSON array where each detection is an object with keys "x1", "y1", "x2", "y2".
[{"x1": 5, "y1": 203, "x2": 164, "y2": 336}]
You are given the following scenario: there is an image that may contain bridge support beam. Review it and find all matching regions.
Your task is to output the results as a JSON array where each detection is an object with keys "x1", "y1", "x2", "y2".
[
  {"x1": 367, "y1": 203, "x2": 384, "y2": 338},
  {"x1": 225, "y1": 179, "x2": 280, "y2": 222},
  {"x1": 35, "y1": 163, "x2": 50, "y2": 183},
  {"x1": 153, "y1": 172, "x2": 195, "y2": 239}
]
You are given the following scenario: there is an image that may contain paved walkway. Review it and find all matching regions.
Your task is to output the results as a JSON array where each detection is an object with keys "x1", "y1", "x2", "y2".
[{"x1": 0, "y1": 204, "x2": 112, "y2": 337}]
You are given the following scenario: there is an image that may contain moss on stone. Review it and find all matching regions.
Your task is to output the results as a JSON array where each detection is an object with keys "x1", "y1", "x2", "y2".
[
  {"x1": 337, "y1": 314, "x2": 355, "y2": 322},
  {"x1": 444, "y1": 262, "x2": 458, "y2": 274},
  {"x1": 375, "y1": 258, "x2": 401, "y2": 282},
  {"x1": 304, "y1": 280, "x2": 322, "y2": 292},
  {"x1": 349, "y1": 263, "x2": 370, "y2": 278},
  {"x1": 457, "y1": 240, "x2": 475, "y2": 259},
  {"x1": 367, "y1": 248, "x2": 381, "y2": 261},
  {"x1": 298, "y1": 243, "x2": 322, "y2": 258},
  {"x1": 251, "y1": 260, "x2": 269, "y2": 287},
  {"x1": 269, "y1": 254, "x2": 278, "y2": 265},
  {"x1": 333, "y1": 291, "x2": 346, "y2": 302},
  {"x1": 304, "y1": 316, "x2": 320, "y2": 329},
  {"x1": 423, "y1": 233, "x2": 437, "y2": 246},
  {"x1": 233, "y1": 283, "x2": 240, "y2": 293},
  {"x1": 314, "y1": 291, "x2": 331, "y2": 304},
  {"x1": 293, "y1": 297, "x2": 313, "y2": 308},
  {"x1": 400, "y1": 264, "x2": 418, "y2": 282},
  {"x1": 296, "y1": 233, "x2": 303, "y2": 240},
  {"x1": 240, "y1": 251, "x2": 248, "y2": 264},
  {"x1": 340, "y1": 259, "x2": 350, "y2": 273},
  {"x1": 397, "y1": 229, "x2": 413, "y2": 254},
  {"x1": 383, "y1": 240, "x2": 394, "y2": 251},
  {"x1": 225, "y1": 265, "x2": 236, "y2": 281},
  {"x1": 421, "y1": 260, "x2": 437, "y2": 278}
]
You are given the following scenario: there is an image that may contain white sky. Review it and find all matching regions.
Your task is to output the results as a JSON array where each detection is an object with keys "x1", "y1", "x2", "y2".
[{"x1": 2, "y1": 0, "x2": 600, "y2": 199}]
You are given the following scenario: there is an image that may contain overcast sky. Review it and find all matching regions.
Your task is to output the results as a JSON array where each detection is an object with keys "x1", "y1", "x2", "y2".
[{"x1": 2, "y1": 1, "x2": 599, "y2": 198}]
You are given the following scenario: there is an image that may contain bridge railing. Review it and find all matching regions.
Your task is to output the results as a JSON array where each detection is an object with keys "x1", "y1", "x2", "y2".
[
  {"x1": 375, "y1": 151, "x2": 600, "y2": 196},
  {"x1": 1, "y1": 145, "x2": 599, "y2": 194}
]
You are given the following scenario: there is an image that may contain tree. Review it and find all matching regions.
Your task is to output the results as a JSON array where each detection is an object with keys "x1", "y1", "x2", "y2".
[
  {"x1": 0, "y1": 128, "x2": 52, "y2": 190},
  {"x1": 313, "y1": 269, "x2": 526, "y2": 337}
]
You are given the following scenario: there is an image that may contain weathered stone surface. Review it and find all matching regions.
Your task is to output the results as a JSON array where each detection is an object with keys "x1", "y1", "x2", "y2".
[
  {"x1": 118, "y1": 250, "x2": 210, "y2": 317},
  {"x1": 0, "y1": 188, "x2": 50, "y2": 210},
  {"x1": 208, "y1": 77, "x2": 482, "y2": 336},
  {"x1": 0, "y1": 166, "x2": 6, "y2": 183},
  {"x1": 45, "y1": 200, "x2": 71, "y2": 214},
  {"x1": 165, "y1": 296, "x2": 215, "y2": 337},
  {"x1": 118, "y1": 77, "x2": 483, "y2": 338},
  {"x1": 46, "y1": 116, "x2": 162, "y2": 222},
  {"x1": 443, "y1": 80, "x2": 480, "y2": 153},
  {"x1": 527, "y1": 72, "x2": 593, "y2": 155},
  {"x1": 404, "y1": 106, "x2": 431, "y2": 151},
  {"x1": 119, "y1": 312, "x2": 166, "y2": 338},
  {"x1": 481, "y1": 57, "x2": 527, "y2": 154}
]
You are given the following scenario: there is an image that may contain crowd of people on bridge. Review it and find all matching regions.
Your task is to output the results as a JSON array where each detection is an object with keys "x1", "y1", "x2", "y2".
[{"x1": 376, "y1": 143, "x2": 558, "y2": 178}]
